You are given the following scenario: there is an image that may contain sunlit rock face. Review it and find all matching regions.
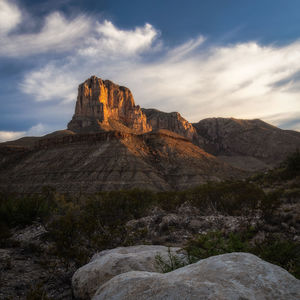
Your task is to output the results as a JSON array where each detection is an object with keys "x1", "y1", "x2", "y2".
[
  {"x1": 142, "y1": 108, "x2": 198, "y2": 141},
  {"x1": 68, "y1": 76, "x2": 151, "y2": 133}
]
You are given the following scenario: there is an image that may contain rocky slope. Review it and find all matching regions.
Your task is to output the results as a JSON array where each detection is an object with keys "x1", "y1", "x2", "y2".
[
  {"x1": 0, "y1": 75, "x2": 299, "y2": 192},
  {"x1": 0, "y1": 130, "x2": 242, "y2": 193},
  {"x1": 193, "y1": 118, "x2": 300, "y2": 171}
]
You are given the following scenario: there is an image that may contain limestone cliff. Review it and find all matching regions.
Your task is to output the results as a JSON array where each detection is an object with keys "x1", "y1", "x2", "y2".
[
  {"x1": 142, "y1": 108, "x2": 198, "y2": 141},
  {"x1": 68, "y1": 76, "x2": 151, "y2": 133}
]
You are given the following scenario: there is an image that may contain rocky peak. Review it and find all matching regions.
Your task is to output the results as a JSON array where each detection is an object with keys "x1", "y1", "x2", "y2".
[
  {"x1": 68, "y1": 76, "x2": 151, "y2": 133},
  {"x1": 142, "y1": 108, "x2": 197, "y2": 141}
]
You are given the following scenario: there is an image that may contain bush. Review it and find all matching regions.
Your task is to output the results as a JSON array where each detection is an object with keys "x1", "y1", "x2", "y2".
[
  {"x1": 184, "y1": 230, "x2": 300, "y2": 279},
  {"x1": 186, "y1": 181, "x2": 264, "y2": 215},
  {"x1": 155, "y1": 248, "x2": 187, "y2": 273},
  {"x1": 0, "y1": 193, "x2": 55, "y2": 228},
  {"x1": 284, "y1": 149, "x2": 300, "y2": 177}
]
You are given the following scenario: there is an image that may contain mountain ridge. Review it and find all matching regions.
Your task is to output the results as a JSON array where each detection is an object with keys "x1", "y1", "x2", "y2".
[{"x1": 0, "y1": 75, "x2": 299, "y2": 193}]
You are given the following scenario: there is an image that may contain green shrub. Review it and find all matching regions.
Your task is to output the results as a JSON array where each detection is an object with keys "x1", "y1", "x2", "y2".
[
  {"x1": 184, "y1": 230, "x2": 300, "y2": 279},
  {"x1": 186, "y1": 181, "x2": 263, "y2": 215},
  {"x1": 155, "y1": 248, "x2": 187, "y2": 273},
  {"x1": 253, "y1": 238, "x2": 300, "y2": 278},
  {"x1": 284, "y1": 149, "x2": 300, "y2": 178},
  {"x1": 0, "y1": 193, "x2": 55, "y2": 228}
]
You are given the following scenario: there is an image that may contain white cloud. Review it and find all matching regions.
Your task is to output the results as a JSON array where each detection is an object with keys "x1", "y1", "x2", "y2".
[
  {"x1": 0, "y1": 11, "x2": 91, "y2": 56},
  {"x1": 20, "y1": 35, "x2": 300, "y2": 132},
  {"x1": 5, "y1": 4, "x2": 296, "y2": 132},
  {"x1": 0, "y1": 130, "x2": 25, "y2": 142},
  {"x1": 20, "y1": 63, "x2": 78, "y2": 102},
  {"x1": 0, "y1": 0, "x2": 21, "y2": 34},
  {"x1": 20, "y1": 21, "x2": 160, "y2": 102},
  {"x1": 79, "y1": 21, "x2": 159, "y2": 57},
  {"x1": 0, "y1": 123, "x2": 51, "y2": 142}
]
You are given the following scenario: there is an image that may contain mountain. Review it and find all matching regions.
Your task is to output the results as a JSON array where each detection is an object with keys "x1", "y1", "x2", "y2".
[
  {"x1": 0, "y1": 75, "x2": 299, "y2": 193},
  {"x1": 193, "y1": 118, "x2": 300, "y2": 171},
  {"x1": 67, "y1": 76, "x2": 150, "y2": 133}
]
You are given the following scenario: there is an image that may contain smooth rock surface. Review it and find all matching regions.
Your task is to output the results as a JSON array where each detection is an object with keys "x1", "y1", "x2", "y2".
[
  {"x1": 72, "y1": 245, "x2": 182, "y2": 299},
  {"x1": 92, "y1": 252, "x2": 300, "y2": 300}
]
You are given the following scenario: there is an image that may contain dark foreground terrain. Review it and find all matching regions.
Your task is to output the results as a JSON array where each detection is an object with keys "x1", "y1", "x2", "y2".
[{"x1": 0, "y1": 151, "x2": 299, "y2": 299}]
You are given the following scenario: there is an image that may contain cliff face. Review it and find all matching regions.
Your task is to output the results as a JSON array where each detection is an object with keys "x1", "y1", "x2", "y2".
[
  {"x1": 142, "y1": 108, "x2": 198, "y2": 141},
  {"x1": 68, "y1": 76, "x2": 151, "y2": 133}
]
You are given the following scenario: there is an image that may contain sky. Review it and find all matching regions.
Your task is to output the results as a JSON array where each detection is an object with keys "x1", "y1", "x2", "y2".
[{"x1": 1, "y1": 0, "x2": 300, "y2": 141}]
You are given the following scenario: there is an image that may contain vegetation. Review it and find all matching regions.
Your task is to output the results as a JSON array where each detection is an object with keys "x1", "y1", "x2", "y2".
[
  {"x1": 0, "y1": 150, "x2": 299, "y2": 295},
  {"x1": 251, "y1": 149, "x2": 300, "y2": 184},
  {"x1": 156, "y1": 229, "x2": 300, "y2": 279},
  {"x1": 0, "y1": 179, "x2": 285, "y2": 264}
]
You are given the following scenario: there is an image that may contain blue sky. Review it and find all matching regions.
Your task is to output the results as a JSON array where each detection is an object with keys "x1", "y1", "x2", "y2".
[{"x1": 1, "y1": 0, "x2": 300, "y2": 141}]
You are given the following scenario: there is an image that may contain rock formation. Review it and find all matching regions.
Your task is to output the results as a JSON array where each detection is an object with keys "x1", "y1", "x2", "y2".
[
  {"x1": 73, "y1": 251, "x2": 300, "y2": 300},
  {"x1": 142, "y1": 108, "x2": 198, "y2": 141},
  {"x1": 193, "y1": 117, "x2": 300, "y2": 170},
  {"x1": 68, "y1": 76, "x2": 151, "y2": 133},
  {"x1": 1, "y1": 75, "x2": 300, "y2": 193},
  {"x1": 0, "y1": 130, "x2": 242, "y2": 193},
  {"x1": 72, "y1": 245, "x2": 183, "y2": 299}
]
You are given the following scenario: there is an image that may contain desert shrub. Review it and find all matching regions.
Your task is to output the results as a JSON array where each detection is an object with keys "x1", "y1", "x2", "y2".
[
  {"x1": 184, "y1": 230, "x2": 300, "y2": 279},
  {"x1": 46, "y1": 189, "x2": 158, "y2": 267},
  {"x1": 155, "y1": 248, "x2": 187, "y2": 273},
  {"x1": 156, "y1": 191, "x2": 185, "y2": 211},
  {"x1": 185, "y1": 181, "x2": 264, "y2": 215},
  {"x1": 260, "y1": 189, "x2": 283, "y2": 221},
  {"x1": 0, "y1": 193, "x2": 55, "y2": 228},
  {"x1": 252, "y1": 150, "x2": 300, "y2": 185},
  {"x1": 46, "y1": 204, "x2": 89, "y2": 268},
  {"x1": 185, "y1": 230, "x2": 253, "y2": 263},
  {"x1": 283, "y1": 149, "x2": 300, "y2": 178},
  {"x1": 253, "y1": 238, "x2": 300, "y2": 279}
]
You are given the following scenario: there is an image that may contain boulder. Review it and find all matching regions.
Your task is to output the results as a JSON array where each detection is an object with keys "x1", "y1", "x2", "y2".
[
  {"x1": 72, "y1": 245, "x2": 182, "y2": 299},
  {"x1": 92, "y1": 252, "x2": 300, "y2": 300}
]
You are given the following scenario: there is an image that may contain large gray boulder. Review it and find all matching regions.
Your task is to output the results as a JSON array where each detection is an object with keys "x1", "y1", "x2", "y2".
[
  {"x1": 72, "y1": 245, "x2": 182, "y2": 299},
  {"x1": 93, "y1": 252, "x2": 300, "y2": 300}
]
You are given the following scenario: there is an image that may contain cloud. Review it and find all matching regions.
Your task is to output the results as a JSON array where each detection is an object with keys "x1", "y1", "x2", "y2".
[
  {"x1": 0, "y1": 123, "x2": 51, "y2": 142},
  {"x1": 20, "y1": 21, "x2": 160, "y2": 102},
  {"x1": 0, "y1": 8, "x2": 91, "y2": 56},
  {"x1": 0, "y1": 130, "x2": 25, "y2": 142},
  {"x1": 20, "y1": 63, "x2": 78, "y2": 102},
  {"x1": 264, "y1": 111, "x2": 300, "y2": 131},
  {"x1": 79, "y1": 21, "x2": 159, "y2": 57},
  {"x1": 0, "y1": 0, "x2": 21, "y2": 34},
  {"x1": 1, "y1": 2, "x2": 296, "y2": 132},
  {"x1": 22, "y1": 33, "x2": 300, "y2": 129}
]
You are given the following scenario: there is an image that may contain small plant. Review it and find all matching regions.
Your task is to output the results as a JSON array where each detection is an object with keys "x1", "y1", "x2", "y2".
[{"x1": 155, "y1": 248, "x2": 187, "y2": 273}]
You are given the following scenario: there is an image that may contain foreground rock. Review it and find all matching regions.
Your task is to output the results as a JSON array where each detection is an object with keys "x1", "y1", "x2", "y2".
[
  {"x1": 72, "y1": 245, "x2": 182, "y2": 299},
  {"x1": 92, "y1": 252, "x2": 300, "y2": 300}
]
